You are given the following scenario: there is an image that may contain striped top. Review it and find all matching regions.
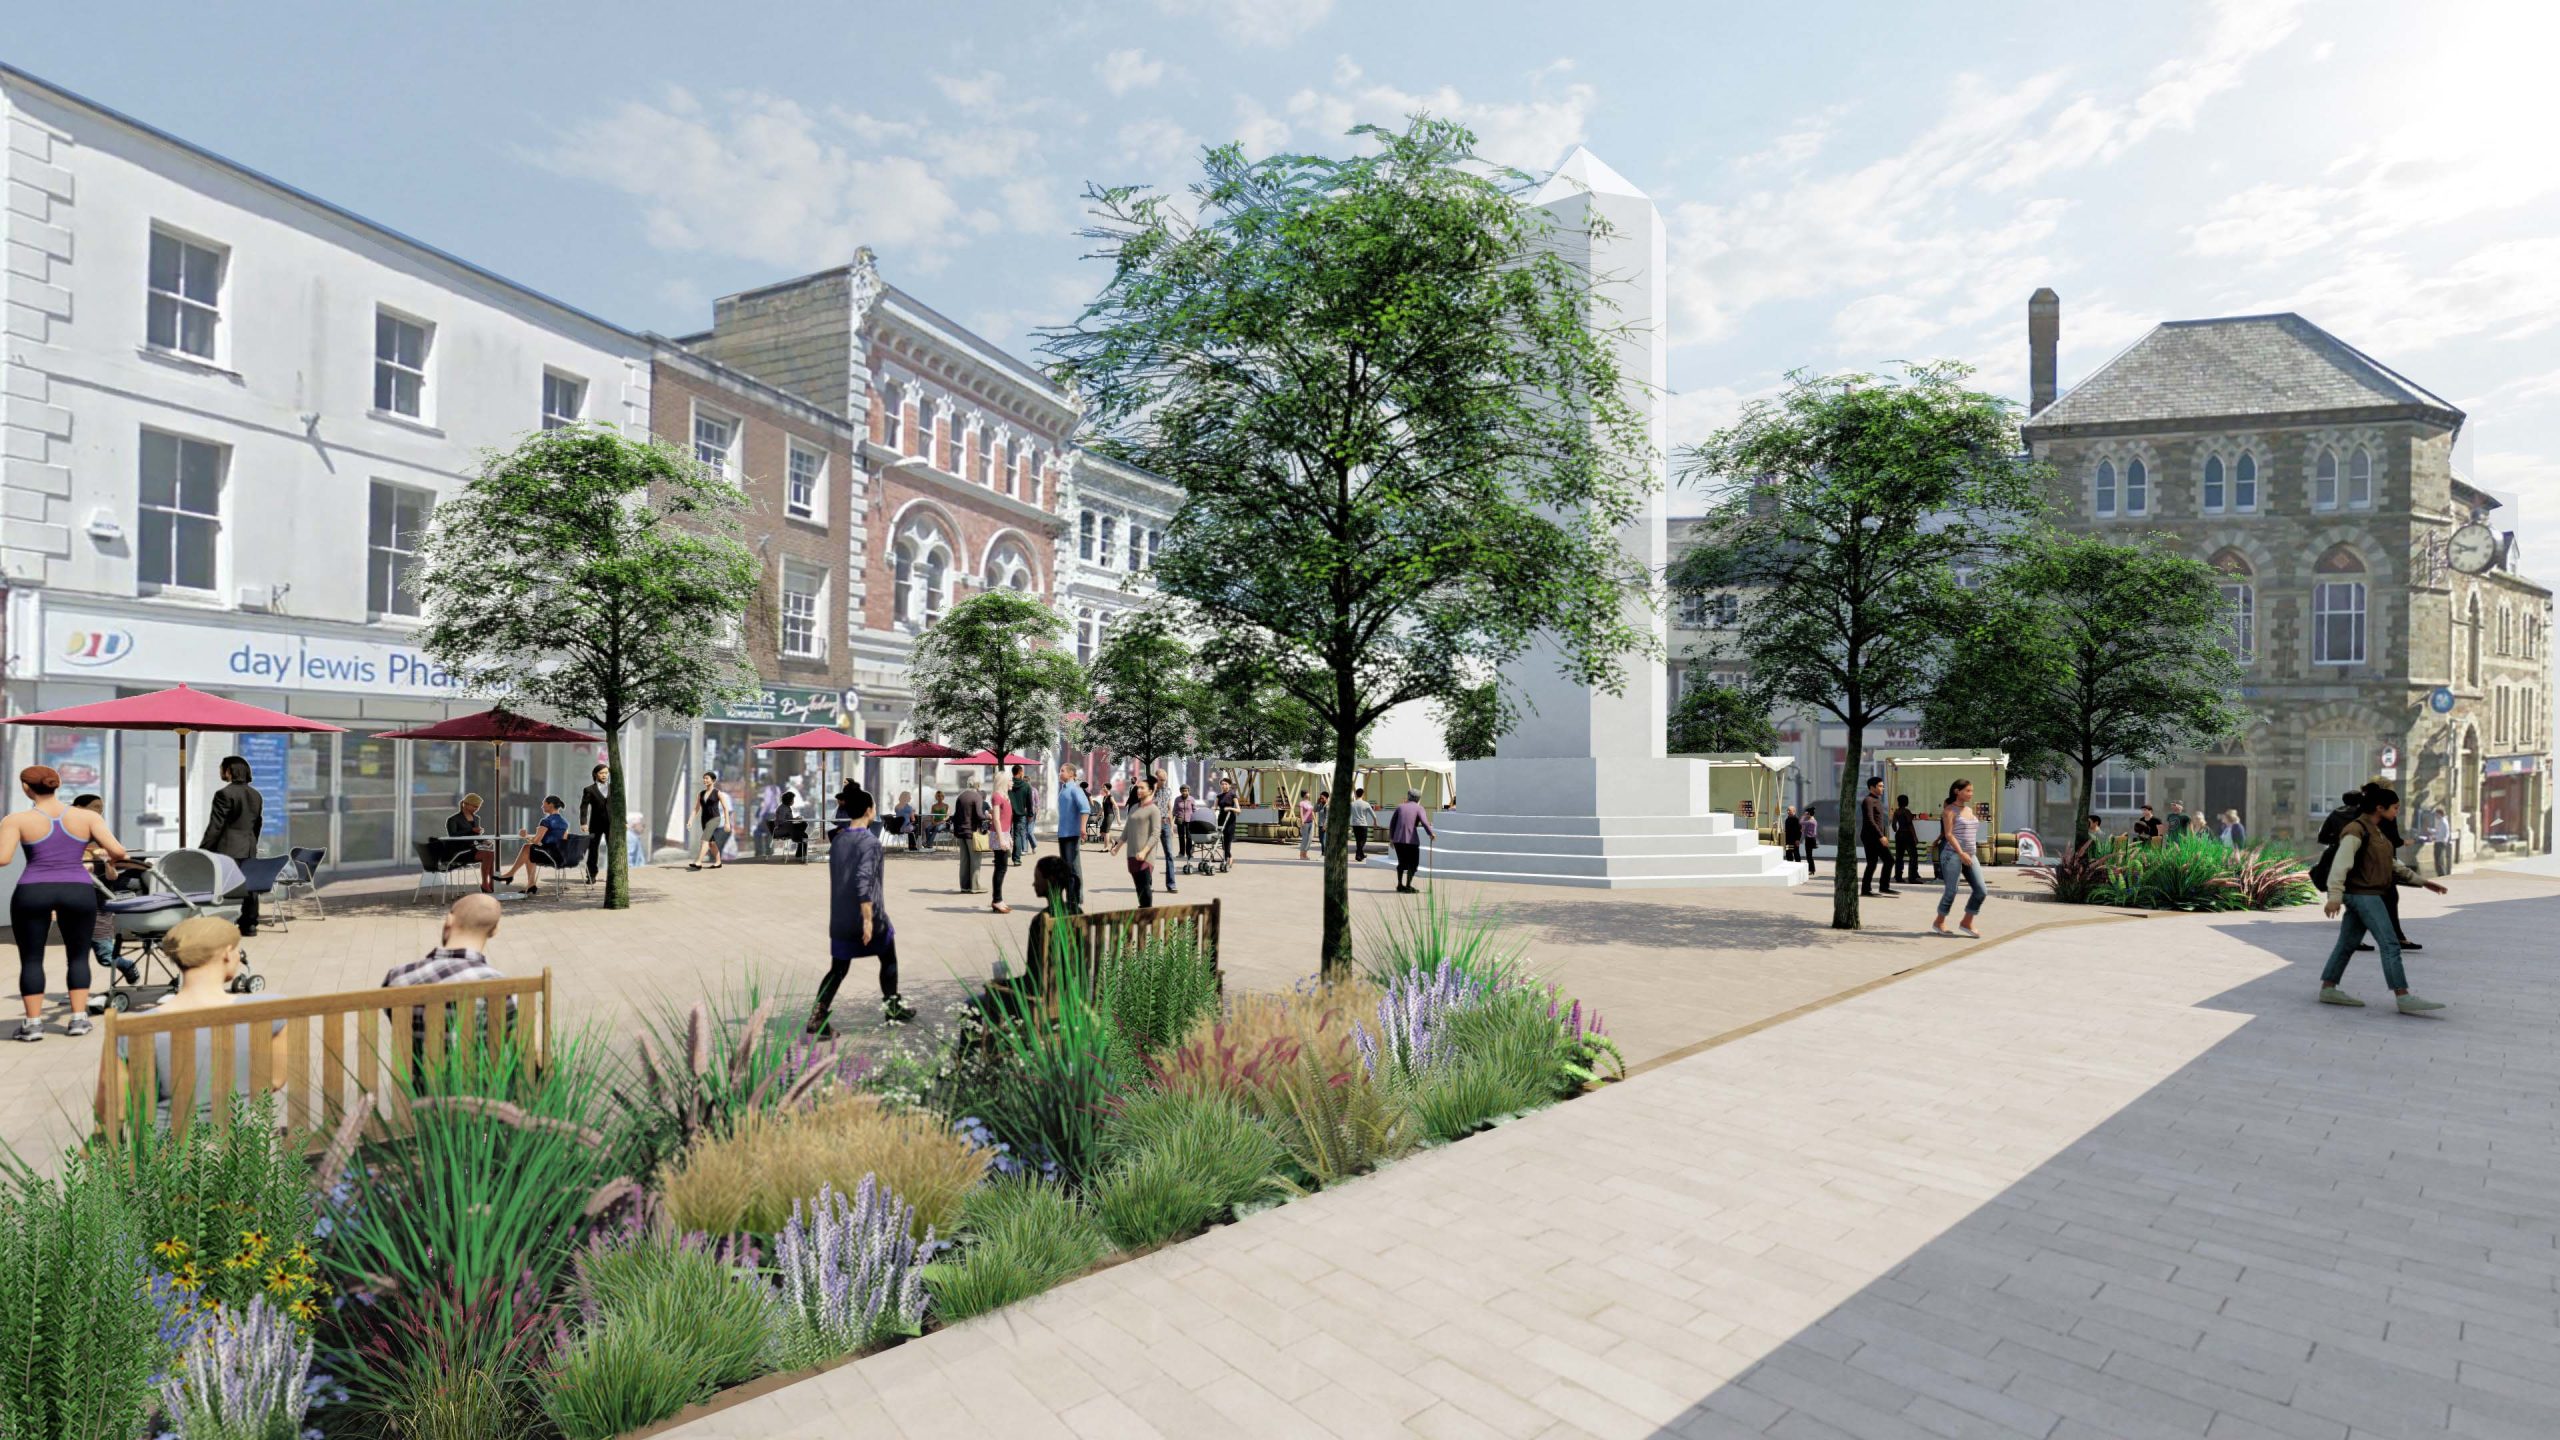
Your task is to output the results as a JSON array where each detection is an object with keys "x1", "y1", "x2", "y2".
[{"x1": 1945, "y1": 806, "x2": 1982, "y2": 856}]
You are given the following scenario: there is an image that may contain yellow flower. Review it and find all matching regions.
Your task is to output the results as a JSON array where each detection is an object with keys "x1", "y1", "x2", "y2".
[
  {"x1": 151, "y1": 1238, "x2": 190, "y2": 1262},
  {"x1": 169, "y1": 1267, "x2": 201, "y2": 1293},
  {"x1": 289, "y1": 1295, "x2": 321, "y2": 1323},
  {"x1": 287, "y1": 1244, "x2": 314, "y2": 1267},
  {"x1": 238, "y1": 1230, "x2": 271, "y2": 1257},
  {"x1": 266, "y1": 1264, "x2": 296, "y2": 1295}
]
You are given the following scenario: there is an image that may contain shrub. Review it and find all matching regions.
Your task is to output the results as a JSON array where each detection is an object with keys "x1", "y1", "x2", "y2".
[
  {"x1": 1153, "y1": 982, "x2": 1376, "y2": 1108},
  {"x1": 770, "y1": 1179, "x2": 935, "y2": 1368},
  {"x1": 659, "y1": 1090, "x2": 989, "y2": 1241},
  {"x1": 1404, "y1": 1059, "x2": 1547, "y2": 1143},
  {"x1": 1090, "y1": 1146, "x2": 1222, "y2": 1251},
  {"x1": 1358, "y1": 888, "x2": 1525, "y2": 990},
  {"x1": 618, "y1": 979, "x2": 871, "y2": 1180},
  {"x1": 321, "y1": 1033, "x2": 638, "y2": 1428},
  {"x1": 2028, "y1": 835, "x2": 2313, "y2": 913},
  {"x1": 1355, "y1": 958, "x2": 1497, "y2": 1080},
  {"x1": 110, "y1": 1096, "x2": 325, "y2": 1338},
  {"x1": 540, "y1": 1231, "x2": 776, "y2": 1439},
  {"x1": 0, "y1": 1151, "x2": 164, "y2": 1440},
  {"x1": 968, "y1": 925, "x2": 1120, "y2": 1183},
  {"x1": 927, "y1": 1179, "x2": 1111, "y2": 1322},
  {"x1": 1255, "y1": 1054, "x2": 1417, "y2": 1188},
  {"x1": 1088, "y1": 1090, "x2": 1287, "y2": 1249},
  {"x1": 1098, "y1": 928, "x2": 1222, "y2": 1067},
  {"x1": 158, "y1": 1294, "x2": 312, "y2": 1440}
]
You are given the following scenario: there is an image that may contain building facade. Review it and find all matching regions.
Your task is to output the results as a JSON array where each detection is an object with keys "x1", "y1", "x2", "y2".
[
  {"x1": 670, "y1": 250, "x2": 1078, "y2": 802},
  {"x1": 2019, "y1": 297, "x2": 2552, "y2": 859},
  {"x1": 1055, "y1": 450, "x2": 1193, "y2": 793},
  {"x1": 0, "y1": 64, "x2": 653, "y2": 870}
]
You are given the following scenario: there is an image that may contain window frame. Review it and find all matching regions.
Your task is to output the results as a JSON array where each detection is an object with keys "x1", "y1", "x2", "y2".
[
  {"x1": 2233, "y1": 452, "x2": 2259, "y2": 513},
  {"x1": 2312, "y1": 578, "x2": 2367, "y2": 666},
  {"x1": 146, "y1": 225, "x2": 226, "y2": 364},
  {"x1": 2308, "y1": 736, "x2": 2364, "y2": 811},
  {"x1": 2090, "y1": 760, "x2": 2148, "y2": 813},
  {"x1": 2314, "y1": 448, "x2": 2340, "y2": 511},
  {"x1": 136, "y1": 427, "x2": 227, "y2": 596},
  {"x1": 1078, "y1": 510, "x2": 1096, "y2": 562},
  {"x1": 1099, "y1": 515, "x2": 1117, "y2": 570},
  {"x1": 366, "y1": 479, "x2": 433, "y2": 619},
  {"x1": 2220, "y1": 579, "x2": 2255, "y2": 666},
  {"x1": 371, "y1": 307, "x2": 434, "y2": 421},
  {"x1": 2123, "y1": 457, "x2": 2149, "y2": 516},
  {"x1": 2094, "y1": 459, "x2": 2117, "y2": 518},
  {"x1": 778, "y1": 560, "x2": 827, "y2": 660},
  {"x1": 2347, "y1": 446, "x2": 2373, "y2": 509},
  {"x1": 691, "y1": 403, "x2": 742, "y2": 482},
  {"x1": 2202, "y1": 454, "x2": 2226, "y2": 514},
  {"x1": 541, "y1": 370, "x2": 587, "y2": 431},
  {"x1": 785, "y1": 438, "x2": 827, "y2": 523}
]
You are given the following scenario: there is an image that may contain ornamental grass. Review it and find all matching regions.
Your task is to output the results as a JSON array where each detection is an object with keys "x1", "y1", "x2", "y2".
[{"x1": 659, "y1": 1091, "x2": 989, "y2": 1240}]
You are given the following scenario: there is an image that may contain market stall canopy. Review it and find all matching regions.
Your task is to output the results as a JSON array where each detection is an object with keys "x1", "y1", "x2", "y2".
[
  {"x1": 373, "y1": 708, "x2": 601, "y2": 745},
  {"x1": 870, "y1": 738, "x2": 968, "y2": 760},
  {"x1": 5, "y1": 684, "x2": 347, "y2": 842},
  {"x1": 753, "y1": 728, "x2": 883, "y2": 753}
]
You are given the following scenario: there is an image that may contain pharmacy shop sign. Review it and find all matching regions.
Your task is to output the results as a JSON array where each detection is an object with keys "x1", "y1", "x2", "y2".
[{"x1": 43, "y1": 607, "x2": 465, "y2": 699}]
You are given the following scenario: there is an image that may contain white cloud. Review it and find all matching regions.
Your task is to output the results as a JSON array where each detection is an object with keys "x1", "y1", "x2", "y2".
[
  {"x1": 1279, "y1": 59, "x2": 1597, "y2": 172},
  {"x1": 1155, "y1": 0, "x2": 1333, "y2": 46},
  {"x1": 1097, "y1": 48, "x2": 1166, "y2": 96},
  {"x1": 923, "y1": 126, "x2": 1040, "y2": 181},
  {"x1": 933, "y1": 70, "x2": 1013, "y2": 114},
  {"x1": 1234, "y1": 95, "x2": 1292, "y2": 158},
  {"x1": 2262, "y1": 238, "x2": 2560, "y2": 357},
  {"x1": 1117, "y1": 117, "x2": 1201, "y2": 177},
  {"x1": 535, "y1": 88, "x2": 983, "y2": 272}
]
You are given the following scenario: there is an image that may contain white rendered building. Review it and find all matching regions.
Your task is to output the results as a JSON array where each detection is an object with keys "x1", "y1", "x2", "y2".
[
  {"x1": 1055, "y1": 450, "x2": 1197, "y2": 793},
  {"x1": 0, "y1": 64, "x2": 653, "y2": 867}
]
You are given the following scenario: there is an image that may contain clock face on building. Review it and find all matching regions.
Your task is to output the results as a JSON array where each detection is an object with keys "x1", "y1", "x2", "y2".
[{"x1": 2449, "y1": 522, "x2": 2499, "y2": 575}]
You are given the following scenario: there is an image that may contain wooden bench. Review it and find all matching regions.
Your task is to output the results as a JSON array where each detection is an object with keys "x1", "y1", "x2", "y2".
[
  {"x1": 95, "y1": 970, "x2": 554, "y2": 1148},
  {"x1": 1065, "y1": 897, "x2": 1221, "y2": 975}
]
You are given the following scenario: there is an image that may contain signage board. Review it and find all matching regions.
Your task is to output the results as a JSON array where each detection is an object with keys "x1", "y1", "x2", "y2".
[
  {"x1": 708, "y1": 685, "x2": 844, "y2": 725},
  {"x1": 2430, "y1": 686, "x2": 2457, "y2": 715},
  {"x1": 42, "y1": 607, "x2": 466, "y2": 699},
  {"x1": 239, "y1": 732, "x2": 291, "y2": 841}
]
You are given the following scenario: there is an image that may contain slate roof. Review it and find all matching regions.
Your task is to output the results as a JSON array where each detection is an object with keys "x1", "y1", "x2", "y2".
[{"x1": 2024, "y1": 313, "x2": 2463, "y2": 433}]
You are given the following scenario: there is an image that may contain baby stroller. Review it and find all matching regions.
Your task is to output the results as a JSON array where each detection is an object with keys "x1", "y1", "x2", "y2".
[
  {"x1": 90, "y1": 848, "x2": 263, "y2": 1014},
  {"x1": 1184, "y1": 816, "x2": 1229, "y2": 876}
]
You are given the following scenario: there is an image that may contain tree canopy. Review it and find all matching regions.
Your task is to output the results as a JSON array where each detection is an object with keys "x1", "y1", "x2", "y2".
[
  {"x1": 415, "y1": 427, "x2": 757, "y2": 908},
  {"x1": 1079, "y1": 611, "x2": 1207, "y2": 776},
  {"x1": 907, "y1": 590, "x2": 1085, "y2": 764},
  {"x1": 1674, "y1": 364, "x2": 2047, "y2": 930},
  {"x1": 1047, "y1": 116, "x2": 1656, "y2": 974},
  {"x1": 1924, "y1": 532, "x2": 2246, "y2": 843},
  {"x1": 1667, "y1": 681, "x2": 1783, "y2": 756}
]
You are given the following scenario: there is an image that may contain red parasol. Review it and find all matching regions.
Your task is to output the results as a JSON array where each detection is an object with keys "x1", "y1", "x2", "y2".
[
  {"x1": 373, "y1": 708, "x2": 601, "y2": 745},
  {"x1": 753, "y1": 728, "x2": 882, "y2": 752},
  {"x1": 869, "y1": 738, "x2": 967, "y2": 760},
  {"x1": 954, "y1": 749, "x2": 1042, "y2": 766},
  {"x1": 6, "y1": 684, "x2": 344, "y2": 843}
]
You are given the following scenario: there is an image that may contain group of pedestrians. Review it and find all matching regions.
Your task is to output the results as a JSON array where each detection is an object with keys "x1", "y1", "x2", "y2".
[{"x1": 2311, "y1": 783, "x2": 2449, "y2": 1015}]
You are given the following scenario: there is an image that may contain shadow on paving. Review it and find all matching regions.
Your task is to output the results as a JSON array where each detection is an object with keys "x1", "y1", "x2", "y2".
[{"x1": 1654, "y1": 888, "x2": 2560, "y2": 1440}]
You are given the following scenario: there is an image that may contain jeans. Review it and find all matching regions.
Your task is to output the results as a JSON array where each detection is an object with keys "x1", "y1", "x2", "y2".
[
  {"x1": 1013, "y1": 819, "x2": 1036, "y2": 861},
  {"x1": 1937, "y1": 854, "x2": 1986, "y2": 918},
  {"x1": 1161, "y1": 820, "x2": 1178, "y2": 891},
  {"x1": 2321, "y1": 893, "x2": 2407, "y2": 992},
  {"x1": 1057, "y1": 837, "x2": 1084, "y2": 907}
]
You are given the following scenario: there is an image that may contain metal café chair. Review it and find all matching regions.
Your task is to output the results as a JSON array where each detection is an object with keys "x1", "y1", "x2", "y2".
[
  {"x1": 413, "y1": 837, "x2": 480, "y2": 903},
  {"x1": 275, "y1": 846, "x2": 329, "y2": 921},
  {"x1": 538, "y1": 833, "x2": 591, "y2": 892}
]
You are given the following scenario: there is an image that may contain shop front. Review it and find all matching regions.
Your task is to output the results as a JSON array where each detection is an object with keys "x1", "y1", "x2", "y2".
[
  {"x1": 686, "y1": 685, "x2": 861, "y2": 851},
  {"x1": 2479, "y1": 755, "x2": 2543, "y2": 853},
  {"x1": 6, "y1": 596, "x2": 622, "y2": 874}
]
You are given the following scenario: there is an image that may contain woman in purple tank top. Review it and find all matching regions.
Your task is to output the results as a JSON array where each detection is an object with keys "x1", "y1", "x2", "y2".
[{"x1": 0, "y1": 764, "x2": 128, "y2": 1040}]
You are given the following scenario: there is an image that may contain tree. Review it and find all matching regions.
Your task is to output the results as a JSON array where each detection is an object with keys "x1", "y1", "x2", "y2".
[
  {"x1": 1195, "y1": 671, "x2": 1335, "y2": 765},
  {"x1": 1081, "y1": 611, "x2": 1208, "y2": 776},
  {"x1": 1674, "y1": 364, "x2": 2046, "y2": 930},
  {"x1": 415, "y1": 427, "x2": 757, "y2": 909},
  {"x1": 907, "y1": 590, "x2": 1086, "y2": 764},
  {"x1": 1923, "y1": 533, "x2": 2246, "y2": 846},
  {"x1": 1668, "y1": 681, "x2": 1782, "y2": 755},
  {"x1": 1049, "y1": 117, "x2": 1654, "y2": 976},
  {"x1": 1437, "y1": 680, "x2": 1512, "y2": 762}
]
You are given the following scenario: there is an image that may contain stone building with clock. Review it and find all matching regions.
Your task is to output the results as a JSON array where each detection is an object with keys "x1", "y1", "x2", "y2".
[{"x1": 2018, "y1": 292, "x2": 2551, "y2": 860}]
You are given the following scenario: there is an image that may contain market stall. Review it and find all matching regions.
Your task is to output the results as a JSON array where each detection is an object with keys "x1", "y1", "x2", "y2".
[{"x1": 1878, "y1": 749, "x2": 2014, "y2": 862}]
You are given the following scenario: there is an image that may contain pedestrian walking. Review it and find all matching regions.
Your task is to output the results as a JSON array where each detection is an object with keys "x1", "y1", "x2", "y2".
[
  {"x1": 1007, "y1": 764, "x2": 1038, "y2": 860},
  {"x1": 894, "y1": 791, "x2": 918, "y2": 849},
  {"x1": 1891, "y1": 794, "x2": 1920, "y2": 883},
  {"x1": 1350, "y1": 787, "x2": 1378, "y2": 863},
  {"x1": 811, "y1": 784, "x2": 913, "y2": 1034},
  {"x1": 1152, "y1": 770, "x2": 1179, "y2": 895},
  {"x1": 199, "y1": 754, "x2": 266, "y2": 936},
  {"x1": 1932, "y1": 779, "x2": 1988, "y2": 937},
  {"x1": 2163, "y1": 801, "x2": 2192, "y2": 839},
  {"x1": 1387, "y1": 789, "x2": 1434, "y2": 893},
  {"x1": 1173, "y1": 786, "x2": 1196, "y2": 861},
  {"x1": 1216, "y1": 778, "x2": 1241, "y2": 863},
  {"x1": 579, "y1": 763, "x2": 612, "y2": 883},
  {"x1": 952, "y1": 779, "x2": 989, "y2": 894},
  {"x1": 1859, "y1": 777, "x2": 1896, "y2": 896},
  {"x1": 1799, "y1": 808, "x2": 1820, "y2": 875},
  {"x1": 987, "y1": 784, "x2": 1015, "y2": 915},
  {"x1": 1297, "y1": 790, "x2": 1318, "y2": 859},
  {"x1": 1313, "y1": 788, "x2": 1330, "y2": 856},
  {"x1": 753, "y1": 774, "x2": 781, "y2": 859},
  {"x1": 1782, "y1": 805, "x2": 1802, "y2": 862},
  {"x1": 687, "y1": 772, "x2": 730, "y2": 870},
  {"x1": 2317, "y1": 785, "x2": 2448, "y2": 1014},
  {"x1": 1107, "y1": 780, "x2": 1164, "y2": 908},
  {"x1": 2217, "y1": 809, "x2": 2247, "y2": 846},
  {"x1": 1054, "y1": 762, "x2": 1091, "y2": 907},
  {"x1": 1098, "y1": 785, "x2": 1117, "y2": 844},
  {"x1": 3, "y1": 765, "x2": 128, "y2": 1039}
]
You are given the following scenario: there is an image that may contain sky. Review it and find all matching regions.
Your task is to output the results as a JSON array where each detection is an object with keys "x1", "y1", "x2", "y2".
[{"x1": 19, "y1": 0, "x2": 2560, "y2": 557}]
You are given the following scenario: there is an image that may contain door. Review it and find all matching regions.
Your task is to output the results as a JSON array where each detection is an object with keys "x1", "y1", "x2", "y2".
[
  {"x1": 338, "y1": 730, "x2": 400, "y2": 865},
  {"x1": 286, "y1": 732, "x2": 332, "y2": 859},
  {"x1": 2204, "y1": 764, "x2": 2247, "y2": 829}
]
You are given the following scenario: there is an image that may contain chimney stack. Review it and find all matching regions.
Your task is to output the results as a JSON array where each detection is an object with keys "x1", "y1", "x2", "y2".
[{"x1": 2029, "y1": 288, "x2": 2059, "y2": 415}]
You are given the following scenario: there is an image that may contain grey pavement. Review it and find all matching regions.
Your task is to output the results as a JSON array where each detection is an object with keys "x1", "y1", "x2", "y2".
[{"x1": 664, "y1": 872, "x2": 2560, "y2": 1440}]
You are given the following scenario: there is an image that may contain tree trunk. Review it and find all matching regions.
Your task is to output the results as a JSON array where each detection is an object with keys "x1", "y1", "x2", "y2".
[
  {"x1": 2073, "y1": 758, "x2": 2097, "y2": 858},
  {"x1": 603, "y1": 723, "x2": 632, "y2": 910},
  {"x1": 1832, "y1": 727, "x2": 1864, "y2": 930},
  {"x1": 1320, "y1": 734, "x2": 1360, "y2": 979}
]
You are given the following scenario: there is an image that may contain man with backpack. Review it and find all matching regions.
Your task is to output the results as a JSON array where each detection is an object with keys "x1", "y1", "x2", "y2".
[{"x1": 2313, "y1": 788, "x2": 2421, "y2": 953}]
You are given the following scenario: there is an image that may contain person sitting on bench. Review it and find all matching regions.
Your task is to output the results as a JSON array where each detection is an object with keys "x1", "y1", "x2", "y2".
[{"x1": 127, "y1": 916, "x2": 287, "y2": 1110}]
